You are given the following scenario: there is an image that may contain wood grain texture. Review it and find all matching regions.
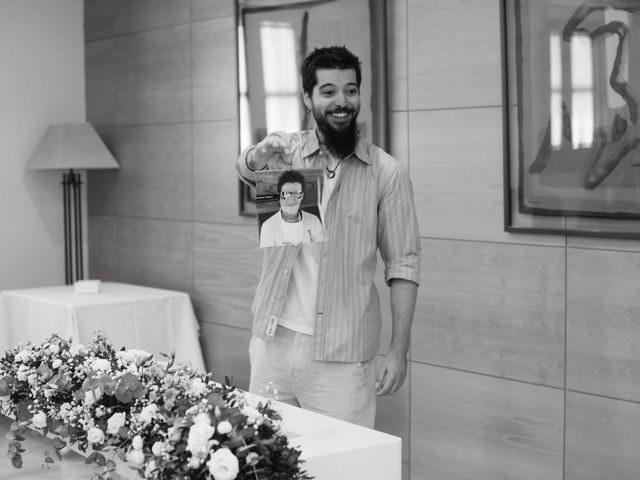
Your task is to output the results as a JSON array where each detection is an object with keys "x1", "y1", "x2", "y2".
[
  {"x1": 407, "y1": 0, "x2": 502, "y2": 110},
  {"x1": 91, "y1": 217, "x2": 193, "y2": 293},
  {"x1": 199, "y1": 322, "x2": 252, "y2": 390},
  {"x1": 413, "y1": 238, "x2": 565, "y2": 387},
  {"x1": 84, "y1": 0, "x2": 190, "y2": 41},
  {"x1": 568, "y1": 235, "x2": 640, "y2": 252},
  {"x1": 86, "y1": 25, "x2": 191, "y2": 125},
  {"x1": 411, "y1": 364, "x2": 564, "y2": 480},
  {"x1": 567, "y1": 248, "x2": 640, "y2": 401},
  {"x1": 410, "y1": 107, "x2": 554, "y2": 244},
  {"x1": 87, "y1": 215, "x2": 118, "y2": 280},
  {"x1": 388, "y1": 0, "x2": 408, "y2": 112},
  {"x1": 193, "y1": 222, "x2": 261, "y2": 330},
  {"x1": 190, "y1": 0, "x2": 235, "y2": 22},
  {"x1": 389, "y1": 111, "x2": 409, "y2": 169},
  {"x1": 565, "y1": 391, "x2": 640, "y2": 480},
  {"x1": 375, "y1": 355, "x2": 410, "y2": 480},
  {"x1": 193, "y1": 120, "x2": 254, "y2": 225},
  {"x1": 191, "y1": 16, "x2": 237, "y2": 122},
  {"x1": 88, "y1": 124, "x2": 192, "y2": 220}
]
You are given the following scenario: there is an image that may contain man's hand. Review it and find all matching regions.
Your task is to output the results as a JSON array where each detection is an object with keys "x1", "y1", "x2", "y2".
[
  {"x1": 375, "y1": 348, "x2": 408, "y2": 396},
  {"x1": 251, "y1": 131, "x2": 294, "y2": 170}
]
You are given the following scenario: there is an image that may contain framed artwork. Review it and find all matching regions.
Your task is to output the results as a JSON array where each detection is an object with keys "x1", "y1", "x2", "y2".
[{"x1": 503, "y1": 0, "x2": 640, "y2": 238}]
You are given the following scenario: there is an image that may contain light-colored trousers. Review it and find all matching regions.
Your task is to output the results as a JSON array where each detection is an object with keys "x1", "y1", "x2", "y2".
[{"x1": 249, "y1": 326, "x2": 377, "y2": 428}]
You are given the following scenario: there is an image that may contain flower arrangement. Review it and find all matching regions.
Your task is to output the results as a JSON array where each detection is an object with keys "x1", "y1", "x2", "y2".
[{"x1": 0, "y1": 332, "x2": 312, "y2": 480}]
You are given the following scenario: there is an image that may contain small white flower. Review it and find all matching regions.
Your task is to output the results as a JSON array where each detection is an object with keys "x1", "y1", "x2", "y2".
[
  {"x1": 27, "y1": 374, "x2": 38, "y2": 386},
  {"x1": 207, "y1": 448, "x2": 239, "y2": 480},
  {"x1": 91, "y1": 359, "x2": 111, "y2": 372},
  {"x1": 87, "y1": 427, "x2": 105, "y2": 445},
  {"x1": 193, "y1": 412, "x2": 211, "y2": 425},
  {"x1": 84, "y1": 388, "x2": 102, "y2": 406},
  {"x1": 138, "y1": 404, "x2": 158, "y2": 426},
  {"x1": 59, "y1": 402, "x2": 73, "y2": 420},
  {"x1": 31, "y1": 412, "x2": 47, "y2": 429},
  {"x1": 187, "y1": 378, "x2": 207, "y2": 397},
  {"x1": 186, "y1": 423, "x2": 215, "y2": 457},
  {"x1": 69, "y1": 344, "x2": 84, "y2": 357},
  {"x1": 16, "y1": 365, "x2": 30, "y2": 381},
  {"x1": 48, "y1": 344, "x2": 60, "y2": 355},
  {"x1": 151, "y1": 441, "x2": 164, "y2": 456},
  {"x1": 15, "y1": 350, "x2": 31, "y2": 363},
  {"x1": 51, "y1": 359, "x2": 63, "y2": 369},
  {"x1": 216, "y1": 421, "x2": 232, "y2": 435},
  {"x1": 107, "y1": 412, "x2": 126, "y2": 435},
  {"x1": 245, "y1": 452, "x2": 260, "y2": 465},
  {"x1": 132, "y1": 435, "x2": 144, "y2": 451},
  {"x1": 126, "y1": 449, "x2": 145, "y2": 468}
]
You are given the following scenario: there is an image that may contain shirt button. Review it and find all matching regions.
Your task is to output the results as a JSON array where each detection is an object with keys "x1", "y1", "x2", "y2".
[{"x1": 283, "y1": 269, "x2": 289, "y2": 275}]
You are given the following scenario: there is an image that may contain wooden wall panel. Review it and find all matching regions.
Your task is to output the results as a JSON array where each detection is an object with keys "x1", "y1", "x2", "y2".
[
  {"x1": 190, "y1": 0, "x2": 235, "y2": 22},
  {"x1": 411, "y1": 364, "x2": 564, "y2": 480},
  {"x1": 193, "y1": 120, "x2": 254, "y2": 225},
  {"x1": 413, "y1": 239, "x2": 565, "y2": 387},
  {"x1": 565, "y1": 391, "x2": 640, "y2": 480},
  {"x1": 567, "y1": 248, "x2": 640, "y2": 401},
  {"x1": 388, "y1": 0, "x2": 408, "y2": 112},
  {"x1": 409, "y1": 107, "x2": 502, "y2": 241},
  {"x1": 199, "y1": 322, "x2": 252, "y2": 390},
  {"x1": 568, "y1": 235, "x2": 640, "y2": 253},
  {"x1": 389, "y1": 111, "x2": 409, "y2": 168},
  {"x1": 113, "y1": 217, "x2": 193, "y2": 292},
  {"x1": 407, "y1": 0, "x2": 502, "y2": 110},
  {"x1": 191, "y1": 17, "x2": 237, "y2": 122},
  {"x1": 375, "y1": 356, "x2": 410, "y2": 480},
  {"x1": 88, "y1": 215, "x2": 118, "y2": 280},
  {"x1": 193, "y1": 222, "x2": 261, "y2": 330},
  {"x1": 88, "y1": 124, "x2": 192, "y2": 220},
  {"x1": 84, "y1": 0, "x2": 190, "y2": 41},
  {"x1": 86, "y1": 26, "x2": 191, "y2": 125}
]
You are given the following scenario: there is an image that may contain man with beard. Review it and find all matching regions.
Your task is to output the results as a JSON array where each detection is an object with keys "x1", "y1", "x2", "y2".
[{"x1": 236, "y1": 46, "x2": 420, "y2": 428}]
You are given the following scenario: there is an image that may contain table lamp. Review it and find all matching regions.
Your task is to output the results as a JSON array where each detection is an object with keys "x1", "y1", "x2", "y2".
[{"x1": 27, "y1": 123, "x2": 119, "y2": 285}]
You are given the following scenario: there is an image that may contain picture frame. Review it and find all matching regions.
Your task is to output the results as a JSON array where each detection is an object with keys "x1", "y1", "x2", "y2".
[{"x1": 502, "y1": 0, "x2": 640, "y2": 238}]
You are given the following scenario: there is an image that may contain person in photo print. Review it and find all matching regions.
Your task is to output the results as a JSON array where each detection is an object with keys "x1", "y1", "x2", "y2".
[
  {"x1": 259, "y1": 169, "x2": 324, "y2": 248},
  {"x1": 236, "y1": 45, "x2": 420, "y2": 428}
]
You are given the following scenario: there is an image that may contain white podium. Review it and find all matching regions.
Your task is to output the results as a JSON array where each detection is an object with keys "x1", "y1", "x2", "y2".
[{"x1": 0, "y1": 397, "x2": 401, "y2": 480}]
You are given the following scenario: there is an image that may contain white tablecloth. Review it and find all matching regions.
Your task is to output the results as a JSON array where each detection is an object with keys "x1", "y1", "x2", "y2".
[{"x1": 0, "y1": 282, "x2": 205, "y2": 372}]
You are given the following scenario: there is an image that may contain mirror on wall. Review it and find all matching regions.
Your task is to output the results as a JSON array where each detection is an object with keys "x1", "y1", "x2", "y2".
[{"x1": 236, "y1": 0, "x2": 388, "y2": 215}]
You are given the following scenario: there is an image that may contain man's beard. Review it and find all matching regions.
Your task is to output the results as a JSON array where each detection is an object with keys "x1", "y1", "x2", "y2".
[{"x1": 312, "y1": 107, "x2": 358, "y2": 158}]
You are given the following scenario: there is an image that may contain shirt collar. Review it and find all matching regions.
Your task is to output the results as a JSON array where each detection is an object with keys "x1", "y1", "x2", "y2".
[{"x1": 301, "y1": 127, "x2": 370, "y2": 165}]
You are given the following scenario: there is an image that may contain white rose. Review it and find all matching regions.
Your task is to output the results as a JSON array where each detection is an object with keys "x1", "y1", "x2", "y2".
[
  {"x1": 27, "y1": 374, "x2": 38, "y2": 386},
  {"x1": 69, "y1": 344, "x2": 84, "y2": 357},
  {"x1": 87, "y1": 427, "x2": 105, "y2": 445},
  {"x1": 187, "y1": 378, "x2": 207, "y2": 397},
  {"x1": 84, "y1": 388, "x2": 102, "y2": 406},
  {"x1": 31, "y1": 411, "x2": 47, "y2": 429},
  {"x1": 132, "y1": 435, "x2": 144, "y2": 451},
  {"x1": 187, "y1": 423, "x2": 215, "y2": 457},
  {"x1": 91, "y1": 359, "x2": 111, "y2": 372},
  {"x1": 151, "y1": 441, "x2": 164, "y2": 456},
  {"x1": 48, "y1": 344, "x2": 60, "y2": 355},
  {"x1": 15, "y1": 350, "x2": 31, "y2": 363},
  {"x1": 207, "y1": 448, "x2": 239, "y2": 480},
  {"x1": 59, "y1": 402, "x2": 73, "y2": 420},
  {"x1": 193, "y1": 412, "x2": 211, "y2": 425},
  {"x1": 16, "y1": 365, "x2": 30, "y2": 381},
  {"x1": 52, "y1": 359, "x2": 63, "y2": 369},
  {"x1": 216, "y1": 421, "x2": 232, "y2": 435},
  {"x1": 126, "y1": 449, "x2": 145, "y2": 468},
  {"x1": 138, "y1": 404, "x2": 158, "y2": 426},
  {"x1": 107, "y1": 412, "x2": 126, "y2": 435}
]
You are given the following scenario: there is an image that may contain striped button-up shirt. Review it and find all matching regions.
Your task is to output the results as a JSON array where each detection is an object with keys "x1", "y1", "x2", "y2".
[{"x1": 238, "y1": 130, "x2": 421, "y2": 362}]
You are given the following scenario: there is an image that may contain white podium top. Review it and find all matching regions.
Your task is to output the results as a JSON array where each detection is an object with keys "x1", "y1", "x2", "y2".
[{"x1": 0, "y1": 282, "x2": 205, "y2": 372}]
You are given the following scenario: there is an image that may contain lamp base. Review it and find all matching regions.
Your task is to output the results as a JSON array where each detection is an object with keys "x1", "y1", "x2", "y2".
[{"x1": 62, "y1": 170, "x2": 83, "y2": 285}]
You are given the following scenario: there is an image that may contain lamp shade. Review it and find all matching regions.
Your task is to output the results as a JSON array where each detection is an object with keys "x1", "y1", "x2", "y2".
[{"x1": 27, "y1": 123, "x2": 119, "y2": 171}]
